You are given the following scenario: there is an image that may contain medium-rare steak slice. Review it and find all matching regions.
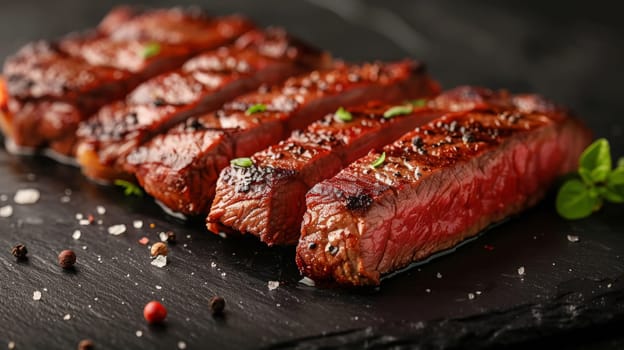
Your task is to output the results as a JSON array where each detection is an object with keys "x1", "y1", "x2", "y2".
[
  {"x1": 0, "y1": 7, "x2": 253, "y2": 156},
  {"x1": 207, "y1": 101, "x2": 441, "y2": 245},
  {"x1": 75, "y1": 28, "x2": 330, "y2": 182},
  {"x1": 296, "y1": 87, "x2": 592, "y2": 286},
  {"x1": 126, "y1": 61, "x2": 439, "y2": 215}
]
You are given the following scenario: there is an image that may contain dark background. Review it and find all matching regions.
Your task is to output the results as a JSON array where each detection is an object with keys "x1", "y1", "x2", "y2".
[{"x1": 1, "y1": 1, "x2": 623, "y2": 349}]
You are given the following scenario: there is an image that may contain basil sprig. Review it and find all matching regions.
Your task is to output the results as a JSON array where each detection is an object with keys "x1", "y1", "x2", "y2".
[
  {"x1": 556, "y1": 138, "x2": 624, "y2": 219},
  {"x1": 114, "y1": 179, "x2": 144, "y2": 197}
]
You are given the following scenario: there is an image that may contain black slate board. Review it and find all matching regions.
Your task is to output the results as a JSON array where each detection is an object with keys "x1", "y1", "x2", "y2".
[{"x1": 1, "y1": 1, "x2": 623, "y2": 349}]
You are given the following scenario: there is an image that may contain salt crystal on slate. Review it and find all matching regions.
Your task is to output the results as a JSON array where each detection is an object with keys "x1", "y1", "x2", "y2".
[
  {"x1": 63, "y1": 314, "x2": 71, "y2": 321},
  {"x1": 0, "y1": 205, "x2": 13, "y2": 218},
  {"x1": 133, "y1": 220, "x2": 143, "y2": 229},
  {"x1": 14, "y1": 189, "x2": 40, "y2": 204},
  {"x1": 8, "y1": 341, "x2": 16, "y2": 349},
  {"x1": 155, "y1": 285, "x2": 162, "y2": 290},
  {"x1": 518, "y1": 266, "x2": 526, "y2": 276},
  {"x1": 79, "y1": 219, "x2": 90, "y2": 226},
  {"x1": 468, "y1": 293, "x2": 475, "y2": 300},
  {"x1": 178, "y1": 341, "x2": 187, "y2": 349},
  {"x1": 151, "y1": 255, "x2": 167, "y2": 268},
  {"x1": 476, "y1": 291, "x2": 482, "y2": 295},
  {"x1": 211, "y1": 262, "x2": 217, "y2": 268},
  {"x1": 299, "y1": 277, "x2": 315, "y2": 287},
  {"x1": 567, "y1": 234, "x2": 580, "y2": 242},
  {"x1": 436, "y1": 272, "x2": 442, "y2": 279},
  {"x1": 135, "y1": 330, "x2": 143, "y2": 337},
  {"x1": 96, "y1": 206, "x2": 106, "y2": 215},
  {"x1": 268, "y1": 281, "x2": 280, "y2": 290},
  {"x1": 1, "y1": 194, "x2": 8, "y2": 201},
  {"x1": 33, "y1": 290, "x2": 42, "y2": 301},
  {"x1": 108, "y1": 224, "x2": 126, "y2": 235},
  {"x1": 75, "y1": 213, "x2": 83, "y2": 220},
  {"x1": 72, "y1": 230, "x2": 81, "y2": 240}
]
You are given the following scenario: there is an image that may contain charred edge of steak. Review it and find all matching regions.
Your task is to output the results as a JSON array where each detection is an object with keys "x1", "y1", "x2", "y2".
[{"x1": 222, "y1": 165, "x2": 297, "y2": 193}]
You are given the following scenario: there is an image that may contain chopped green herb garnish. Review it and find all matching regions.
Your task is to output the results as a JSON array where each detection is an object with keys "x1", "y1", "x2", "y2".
[
  {"x1": 334, "y1": 107, "x2": 353, "y2": 122},
  {"x1": 245, "y1": 103, "x2": 267, "y2": 115},
  {"x1": 142, "y1": 42, "x2": 161, "y2": 59},
  {"x1": 370, "y1": 152, "x2": 386, "y2": 169},
  {"x1": 556, "y1": 138, "x2": 624, "y2": 219},
  {"x1": 230, "y1": 157, "x2": 253, "y2": 168},
  {"x1": 410, "y1": 98, "x2": 427, "y2": 107},
  {"x1": 383, "y1": 105, "x2": 413, "y2": 119},
  {"x1": 114, "y1": 179, "x2": 143, "y2": 197}
]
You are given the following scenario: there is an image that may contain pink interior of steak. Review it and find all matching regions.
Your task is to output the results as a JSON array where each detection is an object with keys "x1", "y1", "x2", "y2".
[
  {"x1": 76, "y1": 28, "x2": 329, "y2": 182},
  {"x1": 207, "y1": 101, "x2": 442, "y2": 245},
  {"x1": 296, "y1": 91, "x2": 591, "y2": 286},
  {"x1": 0, "y1": 8, "x2": 255, "y2": 154},
  {"x1": 127, "y1": 61, "x2": 438, "y2": 216}
]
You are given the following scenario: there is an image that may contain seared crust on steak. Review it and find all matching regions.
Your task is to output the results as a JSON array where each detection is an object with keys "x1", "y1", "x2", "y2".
[
  {"x1": 75, "y1": 28, "x2": 330, "y2": 182},
  {"x1": 296, "y1": 87, "x2": 592, "y2": 286},
  {"x1": 207, "y1": 101, "x2": 441, "y2": 245},
  {"x1": 0, "y1": 7, "x2": 254, "y2": 155},
  {"x1": 127, "y1": 61, "x2": 439, "y2": 216}
]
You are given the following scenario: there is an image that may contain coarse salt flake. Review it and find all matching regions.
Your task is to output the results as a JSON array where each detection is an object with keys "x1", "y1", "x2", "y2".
[
  {"x1": 96, "y1": 206, "x2": 106, "y2": 215},
  {"x1": 567, "y1": 235, "x2": 580, "y2": 243},
  {"x1": 79, "y1": 219, "x2": 90, "y2": 226},
  {"x1": 133, "y1": 220, "x2": 143, "y2": 229},
  {"x1": 0, "y1": 205, "x2": 13, "y2": 218},
  {"x1": 299, "y1": 277, "x2": 315, "y2": 287},
  {"x1": 155, "y1": 285, "x2": 162, "y2": 290},
  {"x1": 268, "y1": 281, "x2": 280, "y2": 290},
  {"x1": 108, "y1": 224, "x2": 127, "y2": 235},
  {"x1": 151, "y1": 255, "x2": 167, "y2": 268},
  {"x1": 33, "y1": 290, "x2": 42, "y2": 301},
  {"x1": 468, "y1": 293, "x2": 475, "y2": 300},
  {"x1": 135, "y1": 330, "x2": 143, "y2": 337},
  {"x1": 518, "y1": 266, "x2": 526, "y2": 276},
  {"x1": 436, "y1": 272, "x2": 442, "y2": 279},
  {"x1": 14, "y1": 189, "x2": 40, "y2": 204},
  {"x1": 72, "y1": 230, "x2": 81, "y2": 240},
  {"x1": 0, "y1": 194, "x2": 8, "y2": 201},
  {"x1": 178, "y1": 341, "x2": 187, "y2": 349},
  {"x1": 159, "y1": 232, "x2": 168, "y2": 242},
  {"x1": 63, "y1": 314, "x2": 71, "y2": 321},
  {"x1": 8, "y1": 341, "x2": 16, "y2": 349}
]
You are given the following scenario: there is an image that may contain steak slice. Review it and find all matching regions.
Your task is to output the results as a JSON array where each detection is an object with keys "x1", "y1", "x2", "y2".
[
  {"x1": 0, "y1": 7, "x2": 254, "y2": 156},
  {"x1": 207, "y1": 101, "x2": 441, "y2": 245},
  {"x1": 75, "y1": 28, "x2": 329, "y2": 182},
  {"x1": 296, "y1": 87, "x2": 592, "y2": 286},
  {"x1": 126, "y1": 61, "x2": 439, "y2": 215}
]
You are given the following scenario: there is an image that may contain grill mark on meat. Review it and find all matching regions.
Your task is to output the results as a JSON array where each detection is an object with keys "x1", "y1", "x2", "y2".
[
  {"x1": 207, "y1": 100, "x2": 442, "y2": 245},
  {"x1": 75, "y1": 28, "x2": 328, "y2": 182},
  {"x1": 296, "y1": 87, "x2": 591, "y2": 286},
  {"x1": 129, "y1": 61, "x2": 439, "y2": 217},
  {"x1": 0, "y1": 7, "x2": 254, "y2": 155}
]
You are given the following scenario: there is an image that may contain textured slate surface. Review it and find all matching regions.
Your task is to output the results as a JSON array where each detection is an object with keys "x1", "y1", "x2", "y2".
[{"x1": 1, "y1": 1, "x2": 623, "y2": 349}]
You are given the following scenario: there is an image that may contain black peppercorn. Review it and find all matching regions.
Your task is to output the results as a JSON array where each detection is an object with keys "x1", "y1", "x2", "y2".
[
  {"x1": 11, "y1": 244, "x2": 28, "y2": 259},
  {"x1": 58, "y1": 250, "x2": 76, "y2": 269},
  {"x1": 210, "y1": 296, "x2": 226, "y2": 316}
]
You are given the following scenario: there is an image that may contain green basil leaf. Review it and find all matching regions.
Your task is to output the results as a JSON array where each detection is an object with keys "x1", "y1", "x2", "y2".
[
  {"x1": 245, "y1": 103, "x2": 267, "y2": 115},
  {"x1": 578, "y1": 168, "x2": 593, "y2": 185},
  {"x1": 114, "y1": 179, "x2": 144, "y2": 197},
  {"x1": 556, "y1": 179, "x2": 598, "y2": 219},
  {"x1": 608, "y1": 167, "x2": 624, "y2": 185},
  {"x1": 383, "y1": 105, "x2": 413, "y2": 119},
  {"x1": 578, "y1": 138, "x2": 611, "y2": 182},
  {"x1": 370, "y1": 152, "x2": 386, "y2": 169},
  {"x1": 230, "y1": 157, "x2": 253, "y2": 167},
  {"x1": 334, "y1": 107, "x2": 353, "y2": 122},
  {"x1": 142, "y1": 42, "x2": 161, "y2": 59},
  {"x1": 604, "y1": 168, "x2": 624, "y2": 203},
  {"x1": 618, "y1": 157, "x2": 624, "y2": 169}
]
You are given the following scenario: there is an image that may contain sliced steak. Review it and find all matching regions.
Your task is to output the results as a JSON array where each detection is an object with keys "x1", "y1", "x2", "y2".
[
  {"x1": 207, "y1": 101, "x2": 441, "y2": 245},
  {"x1": 126, "y1": 61, "x2": 439, "y2": 215},
  {"x1": 75, "y1": 28, "x2": 329, "y2": 182},
  {"x1": 0, "y1": 7, "x2": 254, "y2": 156},
  {"x1": 296, "y1": 87, "x2": 592, "y2": 286}
]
